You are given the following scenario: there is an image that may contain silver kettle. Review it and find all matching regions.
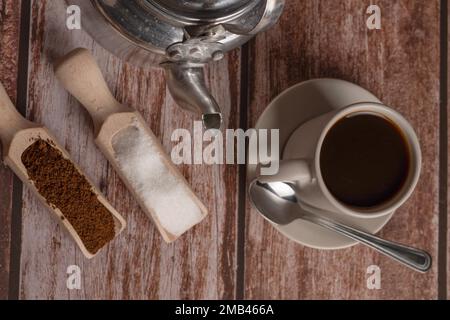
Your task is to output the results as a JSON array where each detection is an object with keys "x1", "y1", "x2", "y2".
[{"x1": 69, "y1": 0, "x2": 285, "y2": 129}]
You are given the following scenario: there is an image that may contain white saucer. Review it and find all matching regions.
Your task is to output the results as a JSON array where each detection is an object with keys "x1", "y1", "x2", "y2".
[{"x1": 247, "y1": 79, "x2": 395, "y2": 250}]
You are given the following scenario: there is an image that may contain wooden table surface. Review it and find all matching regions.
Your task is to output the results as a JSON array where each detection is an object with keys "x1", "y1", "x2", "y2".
[{"x1": 0, "y1": 0, "x2": 447, "y2": 300}]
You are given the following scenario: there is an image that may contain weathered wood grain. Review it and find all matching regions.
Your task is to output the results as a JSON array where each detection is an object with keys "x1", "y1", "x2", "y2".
[
  {"x1": 245, "y1": 0, "x2": 440, "y2": 299},
  {"x1": 0, "y1": 0, "x2": 21, "y2": 300},
  {"x1": 19, "y1": 0, "x2": 240, "y2": 299},
  {"x1": 447, "y1": 0, "x2": 450, "y2": 300}
]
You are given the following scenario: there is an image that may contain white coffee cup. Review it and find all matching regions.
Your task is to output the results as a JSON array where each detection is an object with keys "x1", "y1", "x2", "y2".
[{"x1": 256, "y1": 102, "x2": 422, "y2": 219}]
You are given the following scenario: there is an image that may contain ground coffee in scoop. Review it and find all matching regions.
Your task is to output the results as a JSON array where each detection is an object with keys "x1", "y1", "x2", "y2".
[{"x1": 21, "y1": 139, "x2": 115, "y2": 254}]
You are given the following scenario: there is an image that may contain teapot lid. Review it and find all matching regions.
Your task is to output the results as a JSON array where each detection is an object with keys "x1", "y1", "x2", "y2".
[{"x1": 144, "y1": 0, "x2": 256, "y2": 24}]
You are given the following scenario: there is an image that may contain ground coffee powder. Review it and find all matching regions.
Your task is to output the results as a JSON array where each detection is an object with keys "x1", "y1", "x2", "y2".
[{"x1": 21, "y1": 139, "x2": 116, "y2": 254}]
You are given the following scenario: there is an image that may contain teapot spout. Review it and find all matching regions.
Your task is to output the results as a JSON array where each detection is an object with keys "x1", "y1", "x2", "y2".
[{"x1": 163, "y1": 62, "x2": 223, "y2": 130}]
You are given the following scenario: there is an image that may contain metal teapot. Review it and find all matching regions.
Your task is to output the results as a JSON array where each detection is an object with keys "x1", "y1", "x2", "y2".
[{"x1": 69, "y1": 0, "x2": 285, "y2": 129}]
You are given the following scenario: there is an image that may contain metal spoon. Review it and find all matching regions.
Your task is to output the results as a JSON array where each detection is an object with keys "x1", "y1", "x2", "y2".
[{"x1": 249, "y1": 180, "x2": 432, "y2": 273}]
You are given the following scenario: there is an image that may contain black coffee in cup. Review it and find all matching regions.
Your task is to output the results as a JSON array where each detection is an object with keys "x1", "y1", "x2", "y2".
[{"x1": 320, "y1": 113, "x2": 410, "y2": 208}]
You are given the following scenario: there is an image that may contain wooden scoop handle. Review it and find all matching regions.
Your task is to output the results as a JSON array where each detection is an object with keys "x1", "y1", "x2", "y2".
[
  {"x1": 0, "y1": 82, "x2": 33, "y2": 150},
  {"x1": 55, "y1": 48, "x2": 129, "y2": 133}
]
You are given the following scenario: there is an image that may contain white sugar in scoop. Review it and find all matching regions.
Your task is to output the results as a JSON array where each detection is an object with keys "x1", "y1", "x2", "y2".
[
  {"x1": 55, "y1": 48, "x2": 208, "y2": 242},
  {"x1": 112, "y1": 119, "x2": 204, "y2": 237}
]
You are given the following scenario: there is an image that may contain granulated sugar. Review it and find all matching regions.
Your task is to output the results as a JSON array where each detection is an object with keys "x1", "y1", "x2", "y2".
[{"x1": 112, "y1": 118, "x2": 205, "y2": 238}]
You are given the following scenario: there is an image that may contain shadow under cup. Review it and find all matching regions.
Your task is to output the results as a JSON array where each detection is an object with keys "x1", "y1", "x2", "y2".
[{"x1": 316, "y1": 103, "x2": 422, "y2": 217}]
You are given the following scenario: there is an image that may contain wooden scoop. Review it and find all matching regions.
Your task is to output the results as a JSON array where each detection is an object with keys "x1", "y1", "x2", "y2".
[
  {"x1": 55, "y1": 48, "x2": 208, "y2": 243},
  {"x1": 0, "y1": 82, "x2": 126, "y2": 259}
]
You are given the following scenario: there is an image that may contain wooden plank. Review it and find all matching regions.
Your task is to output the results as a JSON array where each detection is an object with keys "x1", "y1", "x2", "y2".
[
  {"x1": 245, "y1": 0, "x2": 440, "y2": 299},
  {"x1": 0, "y1": 0, "x2": 22, "y2": 300},
  {"x1": 19, "y1": 0, "x2": 240, "y2": 299},
  {"x1": 447, "y1": 0, "x2": 450, "y2": 300}
]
